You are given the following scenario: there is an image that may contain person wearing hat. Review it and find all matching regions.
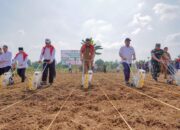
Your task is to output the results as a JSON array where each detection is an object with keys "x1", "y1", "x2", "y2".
[
  {"x1": 119, "y1": 38, "x2": 136, "y2": 86},
  {"x1": 0, "y1": 45, "x2": 12, "y2": 74},
  {"x1": 151, "y1": 43, "x2": 165, "y2": 81},
  {"x1": 13, "y1": 47, "x2": 28, "y2": 82},
  {"x1": 39, "y1": 38, "x2": 56, "y2": 86},
  {"x1": 80, "y1": 38, "x2": 95, "y2": 87}
]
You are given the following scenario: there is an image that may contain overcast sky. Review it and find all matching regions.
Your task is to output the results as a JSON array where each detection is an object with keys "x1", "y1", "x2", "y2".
[{"x1": 0, "y1": 0, "x2": 180, "y2": 62}]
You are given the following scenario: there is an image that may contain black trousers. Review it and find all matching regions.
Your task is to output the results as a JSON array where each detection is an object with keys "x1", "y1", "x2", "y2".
[
  {"x1": 17, "y1": 68, "x2": 26, "y2": 82},
  {"x1": 42, "y1": 60, "x2": 55, "y2": 84},
  {"x1": 151, "y1": 60, "x2": 161, "y2": 79},
  {"x1": 0, "y1": 68, "x2": 3, "y2": 75},
  {"x1": 0, "y1": 66, "x2": 11, "y2": 75}
]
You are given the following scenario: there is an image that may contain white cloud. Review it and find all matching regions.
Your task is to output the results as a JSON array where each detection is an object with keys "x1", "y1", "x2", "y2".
[
  {"x1": 131, "y1": 28, "x2": 141, "y2": 35},
  {"x1": 147, "y1": 25, "x2": 153, "y2": 31},
  {"x1": 101, "y1": 41, "x2": 123, "y2": 49},
  {"x1": 165, "y1": 32, "x2": 180, "y2": 58},
  {"x1": 130, "y1": 13, "x2": 152, "y2": 35},
  {"x1": 1, "y1": 0, "x2": 180, "y2": 61},
  {"x1": 165, "y1": 32, "x2": 180, "y2": 45},
  {"x1": 131, "y1": 13, "x2": 152, "y2": 27},
  {"x1": 82, "y1": 19, "x2": 127, "y2": 49},
  {"x1": 82, "y1": 19, "x2": 119, "y2": 49},
  {"x1": 17, "y1": 30, "x2": 25, "y2": 36},
  {"x1": 82, "y1": 19, "x2": 113, "y2": 37},
  {"x1": 153, "y1": 3, "x2": 180, "y2": 21},
  {"x1": 138, "y1": 2, "x2": 145, "y2": 9}
]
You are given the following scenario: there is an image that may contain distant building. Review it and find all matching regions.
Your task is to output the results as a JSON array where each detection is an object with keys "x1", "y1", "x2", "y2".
[{"x1": 61, "y1": 50, "x2": 81, "y2": 65}]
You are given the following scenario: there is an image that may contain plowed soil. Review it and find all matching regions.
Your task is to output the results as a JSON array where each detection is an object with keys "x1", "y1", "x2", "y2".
[{"x1": 0, "y1": 72, "x2": 179, "y2": 130}]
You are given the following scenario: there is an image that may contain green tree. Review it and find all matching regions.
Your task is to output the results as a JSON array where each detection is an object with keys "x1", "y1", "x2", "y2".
[{"x1": 95, "y1": 59, "x2": 104, "y2": 71}]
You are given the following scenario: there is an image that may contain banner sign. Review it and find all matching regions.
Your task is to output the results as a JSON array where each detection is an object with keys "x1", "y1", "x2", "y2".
[{"x1": 61, "y1": 50, "x2": 81, "y2": 65}]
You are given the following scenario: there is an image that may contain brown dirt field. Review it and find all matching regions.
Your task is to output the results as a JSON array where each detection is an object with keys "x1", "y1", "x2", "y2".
[{"x1": 0, "y1": 72, "x2": 179, "y2": 130}]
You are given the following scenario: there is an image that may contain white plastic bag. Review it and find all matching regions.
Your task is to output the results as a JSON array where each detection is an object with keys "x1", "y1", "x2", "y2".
[
  {"x1": 175, "y1": 70, "x2": 180, "y2": 86},
  {"x1": 88, "y1": 70, "x2": 93, "y2": 82},
  {"x1": 2, "y1": 72, "x2": 14, "y2": 87},
  {"x1": 32, "y1": 71, "x2": 42, "y2": 89},
  {"x1": 132, "y1": 69, "x2": 146, "y2": 88}
]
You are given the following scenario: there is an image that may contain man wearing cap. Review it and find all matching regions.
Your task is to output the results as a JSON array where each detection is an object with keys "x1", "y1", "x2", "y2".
[
  {"x1": 119, "y1": 38, "x2": 136, "y2": 85},
  {"x1": 39, "y1": 39, "x2": 56, "y2": 86},
  {"x1": 80, "y1": 38, "x2": 95, "y2": 87},
  {"x1": 13, "y1": 47, "x2": 28, "y2": 82},
  {"x1": 0, "y1": 45, "x2": 12, "y2": 74},
  {"x1": 151, "y1": 43, "x2": 164, "y2": 81}
]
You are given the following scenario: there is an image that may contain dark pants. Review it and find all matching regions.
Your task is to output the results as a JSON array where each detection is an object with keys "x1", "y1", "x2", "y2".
[
  {"x1": 0, "y1": 68, "x2": 3, "y2": 75},
  {"x1": 1, "y1": 66, "x2": 11, "y2": 74},
  {"x1": 176, "y1": 62, "x2": 180, "y2": 70},
  {"x1": 42, "y1": 60, "x2": 56, "y2": 84},
  {"x1": 122, "y1": 62, "x2": 131, "y2": 82},
  {"x1": 17, "y1": 68, "x2": 26, "y2": 82},
  {"x1": 151, "y1": 60, "x2": 161, "y2": 79}
]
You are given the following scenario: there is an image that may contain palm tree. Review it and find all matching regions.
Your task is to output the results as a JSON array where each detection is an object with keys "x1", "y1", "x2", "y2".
[{"x1": 81, "y1": 38, "x2": 103, "y2": 55}]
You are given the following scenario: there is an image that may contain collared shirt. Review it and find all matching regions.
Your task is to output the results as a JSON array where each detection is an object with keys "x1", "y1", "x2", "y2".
[
  {"x1": 13, "y1": 53, "x2": 28, "y2": 69},
  {"x1": 119, "y1": 46, "x2": 135, "y2": 64},
  {"x1": 0, "y1": 51, "x2": 12, "y2": 67},
  {"x1": 39, "y1": 47, "x2": 55, "y2": 62}
]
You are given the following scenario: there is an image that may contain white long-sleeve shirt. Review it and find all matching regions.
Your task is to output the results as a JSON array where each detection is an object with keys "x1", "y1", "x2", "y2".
[
  {"x1": 0, "y1": 51, "x2": 12, "y2": 67},
  {"x1": 39, "y1": 47, "x2": 55, "y2": 62},
  {"x1": 119, "y1": 46, "x2": 135, "y2": 64},
  {"x1": 0, "y1": 54, "x2": 5, "y2": 68},
  {"x1": 13, "y1": 53, "x2": 28, "y2": 69}
]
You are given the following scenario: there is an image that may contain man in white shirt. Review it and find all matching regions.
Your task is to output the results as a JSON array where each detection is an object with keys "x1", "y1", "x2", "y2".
[
  {"x1": 13, "y1": 47, "x2": 28, "y2": 82},
  {"x1": 119, "y1": 38, "x2": 136, "y2": 85},
  {"x1": 39, "y1": 38, "x2": 56, "y2": 86},
  {"x1": 0, "y1": 45, "x2": 12, "y2": 74}
]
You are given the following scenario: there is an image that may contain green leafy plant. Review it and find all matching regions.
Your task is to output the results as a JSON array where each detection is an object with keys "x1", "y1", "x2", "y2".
[{"x1": 81, "y1": 38, "x2": 103, "y2": 55}]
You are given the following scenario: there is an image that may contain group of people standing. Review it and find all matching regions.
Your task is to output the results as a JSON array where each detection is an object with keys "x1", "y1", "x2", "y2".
[
  {"x1": 119, "y1": 38, "x2": 179, "y2": 86},
  {"x1": 0, "y1": 37, "x2": 179, "y2": 88},
  {"x1": 0, "y1": 38, "x2": 56, "y2": 86}
]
